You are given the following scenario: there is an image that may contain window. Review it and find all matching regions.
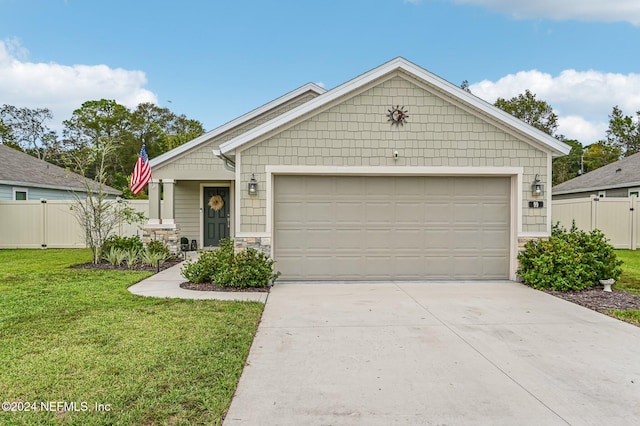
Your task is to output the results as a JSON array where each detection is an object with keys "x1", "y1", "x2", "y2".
[{"x1": 13, "y1": 187, "x2": 28, "y2": 200}]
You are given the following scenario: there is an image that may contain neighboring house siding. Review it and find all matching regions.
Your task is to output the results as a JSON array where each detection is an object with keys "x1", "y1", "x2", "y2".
[
  {"x1": 553, "y1": 187, "x2": 634, "y2": 200},
  {"x1": 606, "y1": 188, "x2": 628, "y2": 197},
  {"x1": 174, "y1": 181, "x2": 201, "y2": 242},
  {"x1": 153, "y1": 92, "x2": 320, "y2": 180},
  {"x1": 239, "y1": 75, "x2": 548, "y2": 233},
  {"x1": 0, "y1": 185, "x2": 12, "y2": 200},
  {"x1": 0, "y1": 184, "x2": 91, "y2": 200}
]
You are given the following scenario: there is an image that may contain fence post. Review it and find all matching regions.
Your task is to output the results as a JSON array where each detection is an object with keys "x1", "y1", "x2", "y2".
[
  {"x1": 40, "y1": 199, "x2": 48, "y2": 248},
  {"x1": 632, "y1": 195, "x2": 638, "y2": 250},
  {"x1": 590, "y1": 195, "x2": 598, "y2": 231}
]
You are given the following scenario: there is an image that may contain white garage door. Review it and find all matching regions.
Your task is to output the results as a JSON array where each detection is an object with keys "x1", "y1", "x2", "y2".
[{"x1": 274, "y1": 175, "x2": 511, "y2": 280}]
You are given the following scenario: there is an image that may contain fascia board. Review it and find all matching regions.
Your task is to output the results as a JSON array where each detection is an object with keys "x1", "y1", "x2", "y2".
[{"x1": 149, "y1": 82, "x2": 326, "y2": 169}]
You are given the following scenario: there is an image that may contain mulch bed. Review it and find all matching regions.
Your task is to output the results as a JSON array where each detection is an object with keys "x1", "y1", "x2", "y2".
[
  {"x1": 73, "y1": 257, "x2": 183, "y2": 272},
  {"x1": 179, "y1": 282, "x2": 269, "y2": 292},
  {"x1": 544, "y1": 288, "x2": 640, "y2": 312}
]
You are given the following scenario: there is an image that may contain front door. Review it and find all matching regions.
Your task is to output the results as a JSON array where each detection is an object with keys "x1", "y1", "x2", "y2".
[{"x1": 203, "y1": 187, "x2": 230, "y2": 247}]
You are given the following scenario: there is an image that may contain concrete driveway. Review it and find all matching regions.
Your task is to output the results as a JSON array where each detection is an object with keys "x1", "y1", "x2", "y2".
[{"x1": 224, "y1": 282, "x2": 640, "y2": 425}]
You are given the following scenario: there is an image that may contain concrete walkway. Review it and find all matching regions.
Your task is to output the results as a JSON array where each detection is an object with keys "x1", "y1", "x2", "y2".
[
  {"x1": 127, "y1": 257, "x2": 267, "y2": 302},
  {"x1": 224, "y1": 282, "x2": 640, "y2": 425}
]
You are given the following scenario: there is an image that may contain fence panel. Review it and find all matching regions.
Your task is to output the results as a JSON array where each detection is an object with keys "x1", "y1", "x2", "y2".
[
  {"x1": 551, "y1": 196, "x2": 637, "y2": 249},
  {"x1": 0, "y1": 201, "x2": 45, "y2": 248},
  {"x1": 0, "y1": 199, "x2": 156, "y2": 249},
  {"x1": 44, "y1": 201, "x2": 86, "y2": 248}
]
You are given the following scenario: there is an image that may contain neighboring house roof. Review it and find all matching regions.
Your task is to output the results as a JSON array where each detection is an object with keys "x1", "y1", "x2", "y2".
[
  {"x1": 0, "y1": 144, "x2": 121, "y2": 195},
  {"x1": 553, "y1": 152, "x2": 640, "y2": 195},
  {"x1": 219, "y1": 57, "x2": 570, "y2": 157},
  {"x1": 149, "y1": 82, "x2": 327, "y2": 169}
]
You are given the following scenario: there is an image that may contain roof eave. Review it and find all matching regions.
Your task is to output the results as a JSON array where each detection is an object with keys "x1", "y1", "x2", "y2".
[{"x1": 150, "y1": 82, "x2": 327, "y2": 169}]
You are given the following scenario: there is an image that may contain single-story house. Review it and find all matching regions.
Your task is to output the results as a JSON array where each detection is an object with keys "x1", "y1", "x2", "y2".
[
  {"x1": 552, "y1": 152, "x2": 640, "y2": 200},
  {"x1": 0, "y1": 144, "x2": 121, "y2": 200},
  {"x1": 147, "y1": 57, "x2": 570, "y2": 281}
]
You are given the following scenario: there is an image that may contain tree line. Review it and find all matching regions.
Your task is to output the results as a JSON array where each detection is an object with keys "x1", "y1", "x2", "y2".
[
  {"x1": 2, "y1": 91, "x2": 639, "y2": 192},
  {"x1": 0, "y1": 100, "x2": 204, "y2": 198},
  {"x1": 490, "y1": 89, "x2": 640, "y2": 185}
]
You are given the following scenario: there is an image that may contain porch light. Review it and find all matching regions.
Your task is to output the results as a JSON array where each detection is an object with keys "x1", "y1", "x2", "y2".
[
  {"x1": 248, "y1": 174, "x2": 258, "y2": 195},
  {"x1": 532, "y1": 174, "x2": 543, "y2": 196}
]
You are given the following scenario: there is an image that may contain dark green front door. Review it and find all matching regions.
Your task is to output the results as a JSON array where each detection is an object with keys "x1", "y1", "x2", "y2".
[{"x1": 204, "y1": 187, "x2": 230, "y2": 247}]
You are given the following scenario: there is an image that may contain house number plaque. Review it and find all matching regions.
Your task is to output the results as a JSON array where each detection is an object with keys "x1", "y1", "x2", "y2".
[{"x1": 528, "y1": 201, "x2": 544, "y2": 208}]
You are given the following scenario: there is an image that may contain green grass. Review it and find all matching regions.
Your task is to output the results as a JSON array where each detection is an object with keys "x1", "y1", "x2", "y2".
[
  {"x1": 0, "y1": 249, "x2": 264, "y2": 425},
  {"x1": 609, "y1": 250, "x2": 640, "y2": 324},
  {"x1": 614, "y1": 250, "x2": 640, "y2": 296}
]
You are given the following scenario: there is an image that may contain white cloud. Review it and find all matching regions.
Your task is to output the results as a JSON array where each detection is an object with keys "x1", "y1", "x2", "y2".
[
  {"x1": 469, "y1": 69, "x2": 640, "y2": 144},
  {"x1": 451, "y1": 0, "x2": 640, "y2": 25},
  {"x1": 0, "y1": 39, "x2": 157, "y2": 131}
]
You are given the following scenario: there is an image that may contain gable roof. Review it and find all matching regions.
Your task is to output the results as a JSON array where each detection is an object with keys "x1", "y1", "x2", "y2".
[
  {"x1": 553, "y1": 152, "x2": 640, "y2": 195},
  {"x1": 219, "y1": 57, "x2": 570, "y2": 157},
  {"x1": 149, "y1": 83, "x2": 326, "y2": 169},
  {"x1": 0, "y1": 144, "x2": 121, "y2": 195}
]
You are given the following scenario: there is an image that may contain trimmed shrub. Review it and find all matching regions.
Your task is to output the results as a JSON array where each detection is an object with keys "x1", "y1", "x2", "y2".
[
  {"x1": 224, "y1": 247, "x2": 281, "y2": 289},
  {"x1": 517, "y1": 223, "x2": 623, "y2": 291},
  {"x1": 181, "y1": 250, "x2": 217, "y2": 284},
  {"x1": 180, "y1": 238, "x2": 280, "y2": 288}
]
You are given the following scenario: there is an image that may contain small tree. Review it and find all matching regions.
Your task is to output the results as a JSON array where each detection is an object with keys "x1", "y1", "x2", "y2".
[{"x1": 68, "y1": 141, "x2": 145, "y2": 263}]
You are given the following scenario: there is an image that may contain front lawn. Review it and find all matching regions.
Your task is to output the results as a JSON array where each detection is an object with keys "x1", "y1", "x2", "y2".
[
  {"x1": 610, "y1": 250, "x2": 640, "y2": 324},
  {"x1": 0, "y1": 249, "x2": 263, "y2": 425}
]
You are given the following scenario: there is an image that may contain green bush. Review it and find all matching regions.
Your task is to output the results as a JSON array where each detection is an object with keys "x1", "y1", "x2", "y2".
[
  {"x1": 225, "y1": 247, "x2": 281, "y2": 289},
  {"x1": 102, "y1": 235, "x2": 143, "y2": 254},
  {"x1": 181, "y1": 250, "x2": 217, "y2": 284},
  {"x1": 146, "y1": 239, "x2": 171, "y2": 259},
  {"x1": 517, "y1": 224, "x2": 623, "y2": 291},
  {"x1": 140, "y1": 249, "x2": 168, "y2": 267},
  {"x1": 102, "y1": 247, "x2": 127, "y2": 266},
  {"x1": 180, "y1": 238, "x2": 280, "y2": 288}
]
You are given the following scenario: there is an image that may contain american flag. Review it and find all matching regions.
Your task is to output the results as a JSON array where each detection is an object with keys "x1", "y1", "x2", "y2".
[{"x1": 130, "y1": 144, "x2": 151, "y2": 195}]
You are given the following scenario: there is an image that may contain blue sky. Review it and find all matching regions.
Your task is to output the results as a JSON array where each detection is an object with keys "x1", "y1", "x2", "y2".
[{"x1": 1, "y1": 0, "x2": 639, "y2": 144}]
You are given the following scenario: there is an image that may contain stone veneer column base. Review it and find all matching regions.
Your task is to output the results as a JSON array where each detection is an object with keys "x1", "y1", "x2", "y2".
[
  {"x1": 143, "y1": 225, "x2": 181, "y2": 255},
  {"x1": 233, "y1": 236, "x2": 272, "y2": 254}
]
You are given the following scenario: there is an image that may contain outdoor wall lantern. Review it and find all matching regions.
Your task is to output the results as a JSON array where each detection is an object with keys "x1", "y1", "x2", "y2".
[
  {"x1": 532, "y1": 174, "x2": 543, "y2": 196},
  {"x1": 248, "y1": 174, "x2": 258, "y2": 196}
]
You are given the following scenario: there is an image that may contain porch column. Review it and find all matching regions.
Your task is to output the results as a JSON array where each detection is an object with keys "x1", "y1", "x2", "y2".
[
  {"x1": 162, "y1": 179, "x2": 175, "y2": 225},
  {"x1": 148, "y1": 179, "x2": 161, "y2": 225}
]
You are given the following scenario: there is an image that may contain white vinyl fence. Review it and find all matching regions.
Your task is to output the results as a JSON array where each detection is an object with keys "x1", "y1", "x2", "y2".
[
  {"x1": 552, "y1": 196, "x2": 639, "y2": 249},
  {"x1": 0, "y1": 199, "x2": 157, "y2": 249}
]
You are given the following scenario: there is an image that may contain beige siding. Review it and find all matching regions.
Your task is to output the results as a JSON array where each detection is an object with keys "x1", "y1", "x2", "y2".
[
  {"x1": 239, "y1": 74, "x2": 549, "y2": 233},
  {"x1": 153, "y1": 92, "x2": 319, "y2": 180},
  {"x1": 174, "y1": 181, "x2": 201, "y2": 243}
]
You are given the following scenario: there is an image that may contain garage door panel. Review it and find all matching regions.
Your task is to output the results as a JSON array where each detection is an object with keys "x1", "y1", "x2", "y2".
[{"x1": 274, "y1": 175, "x2": 510, "y2": 280}]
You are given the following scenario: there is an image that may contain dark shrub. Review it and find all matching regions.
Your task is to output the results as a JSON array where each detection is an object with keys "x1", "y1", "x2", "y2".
[
  {"x1": 517, "y1": 223, "x2": 623, "y2": 291},
  {"x1": 102, "y1": 235, "x2": 143, "y2": 254},
  {"x1": 181, "y1": 250, "x2": 217, "y2": 284},
  {"x1": 180, "y1": 238, "x2": 280, "y2": 288}
]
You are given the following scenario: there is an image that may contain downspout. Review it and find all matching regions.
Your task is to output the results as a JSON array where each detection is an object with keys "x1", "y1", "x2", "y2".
[{"x1": 213, "y1": 149, "x2": 235, "y2": 172}]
